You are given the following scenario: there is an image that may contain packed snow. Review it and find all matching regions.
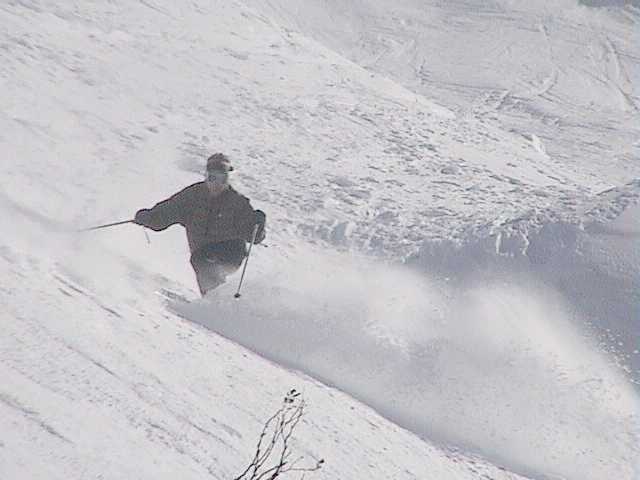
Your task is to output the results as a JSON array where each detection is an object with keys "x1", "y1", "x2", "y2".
[{"x1": 1, "y1": 1, "x2": 638, "y2": 480}]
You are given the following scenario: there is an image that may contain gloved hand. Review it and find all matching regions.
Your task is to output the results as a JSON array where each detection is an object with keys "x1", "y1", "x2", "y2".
[
  {"x1": 134, "y1": 209, "x2": 152, "y2": 226},
  {"x1": 253, "y1": 209, "x2": 266, "y2": 244}
]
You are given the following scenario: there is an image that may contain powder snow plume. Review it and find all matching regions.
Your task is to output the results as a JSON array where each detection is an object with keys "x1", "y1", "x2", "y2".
[{"x1": 171, "y1": 242, "x2": 640, "y2": 480}]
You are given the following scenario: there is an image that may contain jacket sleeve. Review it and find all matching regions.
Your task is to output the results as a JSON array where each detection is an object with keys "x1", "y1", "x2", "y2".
[
  {"x1": 253, "y1": 209, "x2": 266, "y2": 244},
  {"x1": 245, "y1": 211, "x2": 266, "y2": 244},
  {"x1": 141, "y1": 188, "x2": 190, "y2": 231},
  {"x1": 232, "y1": 192, "x2": 266, "y2": 244},
  {"x1": 253, "y1": 223, "x2": 266, "y2": 244}
]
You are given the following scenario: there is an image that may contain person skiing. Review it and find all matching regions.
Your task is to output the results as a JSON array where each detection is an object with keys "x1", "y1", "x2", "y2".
[{"x1": 133, "y1": 153, "x2": 266, "y2": 296}]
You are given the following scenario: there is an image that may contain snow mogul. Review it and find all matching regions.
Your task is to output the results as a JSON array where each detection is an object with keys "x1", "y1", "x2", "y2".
[{"x1": 133, "y1": 153, "x2": 266, "y2": 296}]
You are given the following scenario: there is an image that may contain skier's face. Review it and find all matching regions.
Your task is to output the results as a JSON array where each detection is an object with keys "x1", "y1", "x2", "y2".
[{"x1": 205, "y1": 170, "x2": 229, "y2": 194}]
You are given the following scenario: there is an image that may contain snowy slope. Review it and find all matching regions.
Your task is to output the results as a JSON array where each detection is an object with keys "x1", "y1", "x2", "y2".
[
  {"x1": 1, "y1": 1, "x2": 639, "y2": 480},
  {"x1": 2, "y1": 241, "x2": 525, "y2": 480},
  {"x1": 246, "y1": 0, "x2": 640, "y2": 188}
]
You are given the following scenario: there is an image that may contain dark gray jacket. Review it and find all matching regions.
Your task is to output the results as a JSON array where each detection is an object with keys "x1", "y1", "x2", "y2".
[{"x1": 136, "y1": 183, "x2": 265, "y2": 254}]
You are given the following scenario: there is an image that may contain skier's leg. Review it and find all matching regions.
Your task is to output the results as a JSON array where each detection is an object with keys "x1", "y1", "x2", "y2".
[
  {"x1": 190, "y1": 241, "x2": 247, "y2": 296},
  {"x1": 191, "y1": 259, "x2": 225, "y2": 295},
  {"x1": 197, "y1": 266, "x2": 226, "y2": 295},
  {"x1": 190, "y1": 246, "x2": 226, "y2": 296},
  {"x1": 214, "y1": 240, "x2": 245, "y2": 288}
]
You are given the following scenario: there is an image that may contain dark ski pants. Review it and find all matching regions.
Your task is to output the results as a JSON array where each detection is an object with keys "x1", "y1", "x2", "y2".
[{"x1": 190, "y1": 240, "x2": 247, "y2": 296}]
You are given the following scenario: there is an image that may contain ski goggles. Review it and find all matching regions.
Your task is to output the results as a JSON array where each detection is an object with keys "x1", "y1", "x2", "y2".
[{"x1": 206, "y1": 170, "x2": 230, "y2": 182}]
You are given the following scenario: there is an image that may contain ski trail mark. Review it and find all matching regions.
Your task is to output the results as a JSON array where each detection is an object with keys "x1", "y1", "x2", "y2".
[
  {"x1": 64, "y1": 344, "x2": 119, "y2": 379},
  {"x1": 0, "y1": 392, "x2": 72, "y2": 443},
  {"x1": 604, "y1": 35, "x2": 639, "y2": 112},
  {"x1": 52, "y1": 273, "x2": 123, "y2": 319}
]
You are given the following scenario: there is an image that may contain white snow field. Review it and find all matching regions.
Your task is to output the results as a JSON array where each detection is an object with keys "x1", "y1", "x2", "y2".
[{"x1": 1, "y1": 1, "x2": 639, "y2": 480}]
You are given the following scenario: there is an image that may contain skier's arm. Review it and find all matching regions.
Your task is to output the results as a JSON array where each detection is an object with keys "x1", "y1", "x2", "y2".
[
  {"x1": 234, "y1": 194, "x2": 266, "y2": 244},
  {"x1": 134, "y1": 189, "x2": 188, "y2": 231},
  {"x1": 241, "y1": 207, "x2": 266, "y2": 244},
  {"x1": 253, "y1": 209, "x2": 266, "y2": 244}
]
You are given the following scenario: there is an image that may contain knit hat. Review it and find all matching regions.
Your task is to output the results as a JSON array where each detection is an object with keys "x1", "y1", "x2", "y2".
[{"x1": 206, "y1": 153, "x2": 234, "y2": 173}]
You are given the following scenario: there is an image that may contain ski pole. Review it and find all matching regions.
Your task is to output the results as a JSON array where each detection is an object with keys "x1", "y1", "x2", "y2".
[
  {"x1": 79, "y1": 219, "x2": 134, "y2": 232},
  {"x1": 234, "y1": 224, "x2": 259, "y2": 299}
]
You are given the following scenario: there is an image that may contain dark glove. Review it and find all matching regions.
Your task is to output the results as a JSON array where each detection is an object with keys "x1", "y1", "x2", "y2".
[
  {"x1": 134, "y1": 208, "x2": 152, "y2": 226},
  {"x1": 253, "y1": 209, "x2": 266, "y2": 244}
]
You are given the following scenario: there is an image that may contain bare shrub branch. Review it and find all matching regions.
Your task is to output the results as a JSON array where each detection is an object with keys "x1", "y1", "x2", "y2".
[{"x1": 234, "y1": 389, "x2": 324, "y2": 480}]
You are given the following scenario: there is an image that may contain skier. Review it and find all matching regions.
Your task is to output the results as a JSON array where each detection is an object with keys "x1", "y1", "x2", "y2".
[{"x1": 133, "y1": 153, "x2": 266, "y2": 296}]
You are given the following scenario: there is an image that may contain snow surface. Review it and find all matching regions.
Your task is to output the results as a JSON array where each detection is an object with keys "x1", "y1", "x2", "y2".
[{"x1": 1, "y1": 1, "x2": 639, "y2": 479}]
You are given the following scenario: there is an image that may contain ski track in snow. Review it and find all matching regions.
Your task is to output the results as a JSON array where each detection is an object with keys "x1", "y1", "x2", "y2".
[{"x1": 1, "y1": 1, "x2": 639, "y2": 480}]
